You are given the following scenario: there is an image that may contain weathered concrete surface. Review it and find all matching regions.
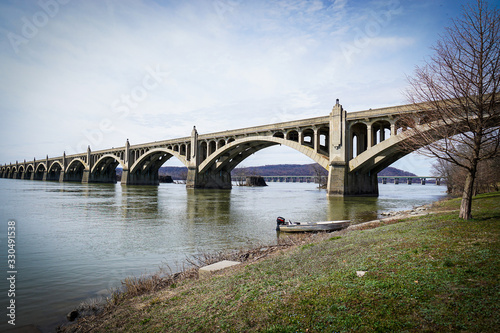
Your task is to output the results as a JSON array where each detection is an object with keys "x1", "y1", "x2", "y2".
[{"x1": 199, "y1": 260, "x2": 241, "y2": 278}]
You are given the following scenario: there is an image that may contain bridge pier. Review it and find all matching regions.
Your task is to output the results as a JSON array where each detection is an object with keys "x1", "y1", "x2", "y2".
[
  {"x1": 345, "y1": 171, "x2": 378, "y2": 196},
  {"x1": 326, "y1": 164, "x2": 378, "y2": 197},
  {"x1": 184, "y1": 127, "x2": 233, "y2": 190},
  {"x1": 186, "y1": 167, "x2": 232, "y2": 189},
  {"x1": 81, "y1": 170, "x2": 90, "y2": 183},
  {"x1": 44, "y1": 171, "x2": 61, "y2": 181},
  {"x1": 121, "y1": 169, "x2": 157, "y2": 185}
]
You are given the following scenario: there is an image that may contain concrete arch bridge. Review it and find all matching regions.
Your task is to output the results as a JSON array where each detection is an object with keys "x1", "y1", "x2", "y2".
[{"x1": 0, "y1": 99, "x2": 476, "y2": 196}]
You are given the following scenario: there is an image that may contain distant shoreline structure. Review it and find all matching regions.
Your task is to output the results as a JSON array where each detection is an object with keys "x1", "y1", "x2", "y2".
[{"x1": 114, "y1": 163, "x2": 418, "y2": 182}]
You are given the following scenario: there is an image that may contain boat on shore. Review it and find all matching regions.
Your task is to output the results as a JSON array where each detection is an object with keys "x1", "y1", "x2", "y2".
[{"x1": 276, "y1": 216, "x2": 350, "y2": 233}]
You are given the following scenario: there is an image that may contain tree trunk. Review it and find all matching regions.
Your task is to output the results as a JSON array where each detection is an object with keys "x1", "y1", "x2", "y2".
[{"x1": 459, "y1": 171, "x2": 475, "y2": 220}]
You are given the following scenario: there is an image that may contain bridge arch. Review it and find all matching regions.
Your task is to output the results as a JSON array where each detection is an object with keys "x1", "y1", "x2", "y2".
[
  {"x1": 302, "y1": 128, "x2": 314, "y2": 148},
  {"x1": 370, "y1": 120, "x2": 392, "y2": 146},
  {"x1": 46, "y1": 161, "x2": 63, "y2": 181},
  {"x1": 16, "y1": 165, "x2": 25, "y2": 179},
  {"x1": 23, "y1": 164, "x2": 34, "y2": 180},
  {"x1": 65, "y1": 158, "x2": 88, "y2": 182},
  {"x1": 349, "y1": 117, "x2": 474, "y2": 175},
  {"x1": 349, "y1": 122, "x2": 368, "y2": 158},
  {"x1": 122, "y1": 148, "x2": 189, "y2": 185},
  {"x1": 34, "y1": 163, "x2": 46, "y2": 180},
  {"x1": 90, "y1": 154, "x2": 125, "y2": 183},
  {"x1": 12, "y1": 166, "x2": 22, "y2": 179},
  {"x1": 193, "y1": 136, "x2": 330, "y2": 189},
  {"x1": 6, "y1": 167, "x2": 13, "y2": 178}
]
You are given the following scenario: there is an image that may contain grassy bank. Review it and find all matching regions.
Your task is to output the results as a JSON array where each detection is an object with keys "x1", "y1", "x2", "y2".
[{"x1": 62, "y1": 192, "x2": 499, "y2": 332}]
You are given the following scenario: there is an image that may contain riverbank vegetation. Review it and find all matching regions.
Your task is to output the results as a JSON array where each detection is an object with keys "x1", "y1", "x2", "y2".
[{"x1": 60, "y1": 192, "x2": 499, "y2": 332}]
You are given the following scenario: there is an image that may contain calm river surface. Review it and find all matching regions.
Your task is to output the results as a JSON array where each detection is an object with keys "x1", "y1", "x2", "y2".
[{"x1": 0, "y1": 178, "x2": 447, "y2": 331}]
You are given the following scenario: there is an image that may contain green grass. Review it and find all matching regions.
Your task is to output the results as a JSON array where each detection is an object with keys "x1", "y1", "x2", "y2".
[{"x1": 62, "y1": 192, "x2": 500, "y2": 332}]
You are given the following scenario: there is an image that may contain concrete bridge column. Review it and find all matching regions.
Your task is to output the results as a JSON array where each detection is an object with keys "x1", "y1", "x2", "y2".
[
  {"x1": 379, "y1": 126, "x2": 386, "y2": 142},
  {"x1": 12, "y1": 161, "x2": 19, "y2": 179},
  {"x1": 186, "y1": 126, "x2": 199, "y2": 189},
  {"x1": 326, "y1": 99, "x2": 346, "y2": 196},
  {"x1": 42, "y1": 156, "x2": 49, "y2": 181},
  {"x1": 367, "y1": 124, "x2": 373, "y2": 148},
  {"x1": 82, "y1": 146, "x2": 92, "y2": 183},
  {"x1": 186, "y1": 127, "x2": 232, "y2": 189},
  {"x1": 313, "y1": 127, "x2": 320, "y2": 153},
  {"x1": 327, "y1": 100, "x2": 378, "y2": 196},
  {"x1": 30, "y1": 158, "x2": 36, "y2": 180},
  {"x1": 327, "y1": 164, "x2": 379, "y2": 196},
  {"x1": 120, "y1": 141, "x2": 131, "y2": 184},
  {"x1": 59, "y1": 152, "x2": 66, "y2": 182}
]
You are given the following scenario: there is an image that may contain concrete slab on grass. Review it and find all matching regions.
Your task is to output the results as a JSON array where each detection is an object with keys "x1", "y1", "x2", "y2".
[{"x1": 199, "y1": 260, "x2": 241, "y2": 278}]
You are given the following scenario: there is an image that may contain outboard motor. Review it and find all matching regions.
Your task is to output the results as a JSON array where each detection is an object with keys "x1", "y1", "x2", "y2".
[{"x1": 276, "y1": 216, "x2": 286, "y2": 231}]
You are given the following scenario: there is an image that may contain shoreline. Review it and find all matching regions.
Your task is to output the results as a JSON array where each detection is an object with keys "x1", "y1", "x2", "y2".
[
  {"x1": 56, "y1": 189, "x2": 497, "y2": 332},
  {"x1": 57, "y1": 201, "x2": 448, "y2": 332}
]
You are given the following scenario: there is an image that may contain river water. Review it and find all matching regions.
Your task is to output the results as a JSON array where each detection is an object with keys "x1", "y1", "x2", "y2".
[{"x1": 0, "y1": 178, "x2": 447, "y2": 331}]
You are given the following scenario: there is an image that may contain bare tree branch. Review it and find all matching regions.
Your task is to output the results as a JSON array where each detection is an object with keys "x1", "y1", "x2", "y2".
[{"x1": 400, "y1": 0, "x2": 500, "y2": 219}]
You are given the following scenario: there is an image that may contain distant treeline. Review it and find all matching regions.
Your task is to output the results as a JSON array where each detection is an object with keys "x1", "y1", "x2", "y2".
[{"x1": 117, "y1": 164, "x2": 415, "y2": 181}]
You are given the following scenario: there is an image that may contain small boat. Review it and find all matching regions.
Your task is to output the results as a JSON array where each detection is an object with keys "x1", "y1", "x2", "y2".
[{"x1": 276, "y1": 216, "x2": 350, "y2": 233}]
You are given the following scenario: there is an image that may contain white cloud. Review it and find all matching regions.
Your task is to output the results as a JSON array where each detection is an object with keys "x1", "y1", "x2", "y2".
[{"x1": 0, "y1": 0, "x2": 458, "y2": 173}]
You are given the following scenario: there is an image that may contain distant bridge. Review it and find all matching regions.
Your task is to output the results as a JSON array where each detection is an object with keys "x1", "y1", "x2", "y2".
[
  {"x1": 232, "y1": 176, "x2": 320, "y2": 183},
  {"x1": 0, "y1": 99, "x2": 473, "y2": 196},
  {"x1": 378, "y1": 176, "x2": 444, "y2": 185},
  {"x1": 232, "y1": 175, "x2": 444, "y2": 185}
]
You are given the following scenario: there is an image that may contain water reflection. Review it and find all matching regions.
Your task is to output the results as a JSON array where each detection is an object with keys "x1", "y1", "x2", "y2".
[
  {"x1": 326, "y1": 196, "x2": 380, "y2": 223},
  {"x1": 120, "y1": 185, "x2": 160, "y2": 219},
  {"x1": 186, "y1": 189, "x2": 232, "y2": 226},
  {"x1": 0, "y1": 180, "x2": 446, "y2": 332}
]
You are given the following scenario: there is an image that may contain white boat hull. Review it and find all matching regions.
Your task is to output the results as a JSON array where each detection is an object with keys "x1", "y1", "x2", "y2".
[{"x1": 277, "y1": 220, "x2": 350, "y2": 233}]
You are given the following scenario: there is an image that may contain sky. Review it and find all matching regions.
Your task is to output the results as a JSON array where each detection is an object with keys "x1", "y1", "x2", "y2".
[{"x1": 0, "y1": 0, "x2": 482, "y2": 175}]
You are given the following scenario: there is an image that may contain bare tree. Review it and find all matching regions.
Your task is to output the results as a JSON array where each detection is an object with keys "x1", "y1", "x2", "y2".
[
  {"x1": 311, "y1": 163, "x2": 328, "y2": 188},
  {"x1": 401, "y1": 0, "x2": 500, "y2": 219}
]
